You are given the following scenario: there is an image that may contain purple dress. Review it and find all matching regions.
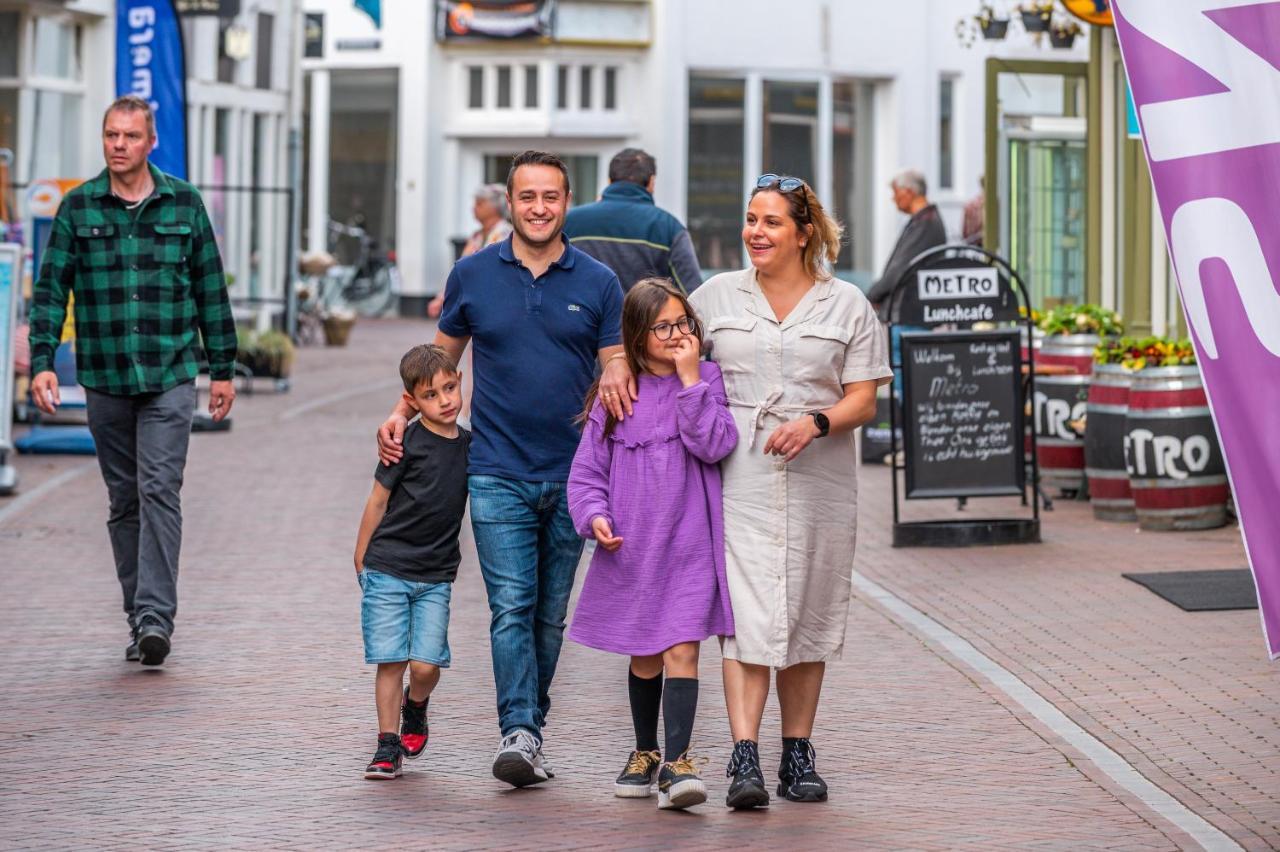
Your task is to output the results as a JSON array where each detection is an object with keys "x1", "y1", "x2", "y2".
[{"x1": 567, "y1": 361, "x2": 739, "y2": 656}]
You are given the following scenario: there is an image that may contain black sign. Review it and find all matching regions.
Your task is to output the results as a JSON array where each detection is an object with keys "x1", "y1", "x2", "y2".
[
  {"x1": 892, "y1": 247, "x2": 1021, "y2": 327},
  {"x1": 174, "y1": 0, "x2": 240, "y2": 16},
  {"x1": 901, "y1": 330, "x2": 1025, "y2": 498},
  {"x1": 304, "y1": 13, "x2": 324, "y2": 58},
  {"x1": 436, "y1": 0, "x2": 554, "y2": 41}
]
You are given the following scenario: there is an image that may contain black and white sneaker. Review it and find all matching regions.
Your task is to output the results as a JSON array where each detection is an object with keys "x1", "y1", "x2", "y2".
[
  {"x1": 658, "y1": 754, "x2": 708, "y2": 810},
  {"x1": 491, "y1": 729, "x2": 549, "y2": 788},
  {"x1": 614, "y1": 749, "x2": 661, "y2": 798},
  {"x1": 364, "y1": 733, "x2": 404, "y2": 780},
  {"x1": 777, "y1": 738, "x2": 828, "y2": 802},
  {"x1": 725, "y1": 739, "x2": 769, "y2": 809}
]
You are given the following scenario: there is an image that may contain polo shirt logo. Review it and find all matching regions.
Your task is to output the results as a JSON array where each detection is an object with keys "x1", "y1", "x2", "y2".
[{"x1": 567, "y1": 304, "x2": 581, "y2": 312}]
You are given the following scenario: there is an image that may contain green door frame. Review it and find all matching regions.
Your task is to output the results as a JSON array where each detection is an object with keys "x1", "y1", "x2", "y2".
[{"x1": 984, "y1": 56, "x2": 1097, "y2": 308}]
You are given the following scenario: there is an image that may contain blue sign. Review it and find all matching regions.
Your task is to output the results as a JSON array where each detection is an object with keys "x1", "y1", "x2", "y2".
[
  {"x1": 115, "y1": 0, "x2": 188, "y2": 179},
  {"x1": 1125, "y1": 81, "x2": 1141, "y2": 139},
  {"x1": 355, "y1": 0, "x2": 382, "y2": 29}
]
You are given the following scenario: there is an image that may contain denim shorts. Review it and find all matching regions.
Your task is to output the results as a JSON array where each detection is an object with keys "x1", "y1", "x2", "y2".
[{"x1": 359, "y1": 568, "x2": 452, "y2": 666}]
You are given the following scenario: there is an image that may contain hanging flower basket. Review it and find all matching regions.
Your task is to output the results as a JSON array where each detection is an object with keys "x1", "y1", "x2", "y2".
[
  {"x1": 981, "y1": 17, "x2": 1010, "y2": 39},
  {"x1": 1019, "y1": 3, "x2": 1053, "y2": 32},
  {"x1": 1050, "y1": 21, "x2": 1082, "y2": 48}
]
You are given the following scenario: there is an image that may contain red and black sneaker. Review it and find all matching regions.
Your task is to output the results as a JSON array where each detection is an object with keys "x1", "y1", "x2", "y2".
[
  {"x1": 400, "y1": 687, "x2": 429, "y2": 758},
  {"x1": 364, "y1": 733, "x2": 403, "y2": 780}
]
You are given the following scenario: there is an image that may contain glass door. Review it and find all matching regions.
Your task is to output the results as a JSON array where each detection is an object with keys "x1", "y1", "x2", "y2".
[{"x1": 1008, "y1": 135, "x2": 1086, "y2": 309}]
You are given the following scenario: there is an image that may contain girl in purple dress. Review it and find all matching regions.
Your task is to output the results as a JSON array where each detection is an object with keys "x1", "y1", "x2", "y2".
[{"x1": 567, "y1": 279, "x2": 738, "y2": 811}]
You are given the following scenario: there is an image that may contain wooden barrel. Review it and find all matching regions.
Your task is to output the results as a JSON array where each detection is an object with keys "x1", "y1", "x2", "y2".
[
  {"x1": 1034, "y1": 373, "x2": 1089, "y2": 493},
  {"x1": 1125, "y1": 366, "x2": 1228, "y2": 531},
  {"x1": 1084, "y1": 364, "x2": 1135, "y2": 521},
  {"x1": 1039, "y1": 333, "x2": 1099, "y2": 375}
]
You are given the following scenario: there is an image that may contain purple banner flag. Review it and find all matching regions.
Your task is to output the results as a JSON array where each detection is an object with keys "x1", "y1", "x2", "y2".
[{"x1": 1112, "y1": 0, "x2": 1280, "y2": 659}]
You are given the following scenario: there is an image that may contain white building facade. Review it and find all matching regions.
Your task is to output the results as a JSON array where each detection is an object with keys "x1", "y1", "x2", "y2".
[
  {"x1": 301, "y1": 0, "x2": 1086, "y2": 314},
  {"x1": 0, "y1": 0, "x2": 301, "y2": 307}
]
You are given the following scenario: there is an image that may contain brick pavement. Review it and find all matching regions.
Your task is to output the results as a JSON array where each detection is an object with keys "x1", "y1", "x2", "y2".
[{"x1": 0, "y1": 317, "x2": 1274, "y2": 850}]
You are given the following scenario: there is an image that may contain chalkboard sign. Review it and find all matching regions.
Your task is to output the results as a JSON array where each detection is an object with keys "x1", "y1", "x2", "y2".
[{"x1": 901, "y1": 330, "x2": 1025, "y2": 499}]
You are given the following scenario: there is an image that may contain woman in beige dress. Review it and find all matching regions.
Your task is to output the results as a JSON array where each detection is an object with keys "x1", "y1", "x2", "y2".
[{"x1": 690, "y1": 175, "x2": 891, "y2": 808}]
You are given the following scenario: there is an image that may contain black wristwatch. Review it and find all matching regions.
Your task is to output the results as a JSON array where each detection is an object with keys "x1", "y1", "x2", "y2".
[{"x1": 808, "y1": 410, "x2": 830, "y2": 438}]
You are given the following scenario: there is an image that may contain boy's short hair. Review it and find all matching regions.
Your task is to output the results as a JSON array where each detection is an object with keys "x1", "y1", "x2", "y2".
[{"x1": 399, "y1": 344, "x2": 458, "y2": 393}]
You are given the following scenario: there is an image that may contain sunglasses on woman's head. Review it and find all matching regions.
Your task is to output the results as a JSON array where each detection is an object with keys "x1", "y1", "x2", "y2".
[{"x1": 754, "y1": 174, "x2": 811, "y2": 219}]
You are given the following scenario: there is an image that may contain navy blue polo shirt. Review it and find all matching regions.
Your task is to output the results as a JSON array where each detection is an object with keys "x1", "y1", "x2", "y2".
[{"x1": 439, "y1": 234, "x2": 623, "y2": 481}]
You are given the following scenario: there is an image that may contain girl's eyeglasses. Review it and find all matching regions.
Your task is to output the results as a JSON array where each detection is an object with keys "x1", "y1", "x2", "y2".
[
  {"x1": 755, "y1": 173, "x2": 811, "y2": 220},
  {"x1": 649, "y1": 316, "x2": 696, "y2": 340}
]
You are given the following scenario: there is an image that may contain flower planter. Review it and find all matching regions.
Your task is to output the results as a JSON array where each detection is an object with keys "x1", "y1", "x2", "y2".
[
  {"x1": 1084, "y1": 364, "x2": 1136, "y2": 522},
  {"x1": 323, "y1": 314, "x2": 356, "y2": 347},
  {"x1": 1125, "y1": 366, "x2": 1228, "y2": 531},
  {"x1": 1020, "y1": 10, "x2": 1051, "y2": 32},
  {"x1": 1050, "y1": 30, "x2": 1078, "y2": 48},
  {"x1": 980, "y1": 18, "x2": 1010, "y2": 39},
  {"x1": 1035, "y1": 372, "x2": 1090, "y2": 494},
  {"x1": 1039, "y1": 333, "x2": 1102, "y2": 376}
]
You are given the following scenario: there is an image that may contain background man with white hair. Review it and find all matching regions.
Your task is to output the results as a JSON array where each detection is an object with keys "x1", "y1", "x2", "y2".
[{"x1": 866, "y1": 169, "x2": 947, "y2": 321}]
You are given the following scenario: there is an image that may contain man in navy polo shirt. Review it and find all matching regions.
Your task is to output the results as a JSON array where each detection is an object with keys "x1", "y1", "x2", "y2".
[{"x1": 377, "y1": 151, "x2": 629, "y2": 787}]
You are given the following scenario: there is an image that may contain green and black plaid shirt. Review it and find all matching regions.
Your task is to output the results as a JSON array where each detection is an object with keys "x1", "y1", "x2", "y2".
[{"x1": 28, "y1": 164, "x2": 236, "y2": 395}]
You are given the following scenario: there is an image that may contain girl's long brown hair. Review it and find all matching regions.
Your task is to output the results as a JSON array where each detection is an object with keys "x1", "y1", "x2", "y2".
[{"x1": 578, "y1": 278, "x2": 704, "y2": 439}]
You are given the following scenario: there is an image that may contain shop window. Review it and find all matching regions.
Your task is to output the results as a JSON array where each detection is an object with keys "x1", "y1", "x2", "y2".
[
  {"x1": 604, "y1": 67, "x2": 617, "y2": 111},
  {"x1": 939, "y1": 76, "x2": 955, "y2": 191},
  {"x1": 524, "y1": 65, "x2": 538, "y2": 108},
  {"x1": 832, "y1": 80, "x2": 876, "y2": 287},
  {"x1": 29, "y1": 90, "x2": 81, "y2": 178},
  {"x1": 687, "y1": 75, "x2": 746, "y2": 272},
  {"x1": 579, "y1": 66, "x2": 592, "y2": 110},
  {"x1": 256, "y1": 13, "x2": 274, "y2": 90},
  {"x1": 0, "y1": 12, "x2": 19, "y2": 78},
  {"x1": 556, "y1": 64, "x2": 569, "y2": 109},
  {"x1": 762, "y1": 80, "x2": 818, "y2": 183},
  {"x1": 32, "y1": 17, "x2": 81, "y2": 80},
  {"x1": 467, "y1": 66, "x2": 483, "y2": 109},
  {"x1": 496, "y1": 65, "x2": 512, "y2": 108}
]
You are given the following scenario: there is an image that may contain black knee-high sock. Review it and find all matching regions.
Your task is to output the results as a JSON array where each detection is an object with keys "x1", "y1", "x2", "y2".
[
  {"x1": 662, "y1": 677, "x2": 699, "y2": 760},
  {"x1": 628, "y1": 670, "x2": 662, "y2": 752}
]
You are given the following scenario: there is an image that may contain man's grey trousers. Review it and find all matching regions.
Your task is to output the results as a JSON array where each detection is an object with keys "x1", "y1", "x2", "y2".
[{"x1": 85, "y1": 381, "x2": 196, "y2": 637}]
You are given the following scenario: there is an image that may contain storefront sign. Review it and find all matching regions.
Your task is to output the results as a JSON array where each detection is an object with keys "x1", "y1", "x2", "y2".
[
  {"x1": 173, "y1": 0, "x2": 240, "y2": 16},
  {"x1": 1113, "y1": 0, "x2": 1280, "y2": 659},
  {"x1": 115, "y1": 0, "x2": 188, "y2": 180},
  {"x1": 892, "y1": 250, "x2": 1020, "y2": 327},
  {"x1": 305, "y1": 13, "x2": 324, "y2": 58},
  {"x1": 436, "y1": 0, "x2": 555, "y2": 42}
]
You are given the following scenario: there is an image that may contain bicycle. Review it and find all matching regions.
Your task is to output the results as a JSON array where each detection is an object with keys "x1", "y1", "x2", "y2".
[{"x1": 326, "y1": 220, "x2": 400, "y2": 317}]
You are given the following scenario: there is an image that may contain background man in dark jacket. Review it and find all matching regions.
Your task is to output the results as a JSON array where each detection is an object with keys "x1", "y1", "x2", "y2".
[
  {"x1": 563, "y1": 148, "x2": 703, "y2": 293},
  {"x1": 866, "y1": 169, "x2": 948, "y2": 321}
]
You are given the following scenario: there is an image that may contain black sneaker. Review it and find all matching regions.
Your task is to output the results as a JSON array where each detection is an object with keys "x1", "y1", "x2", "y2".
[
  {"x1": 364, "y1": 733, "x2": 403, "y2": 780},
  {"x1": 725, "y1": 739, "x2": 769, "y2": 809},
  {"x1": 777, "y1": 738, "x2": 828, "y2": 802},
  {"x1": 400, "y1": 687, "x2": 428, "y2": 758},
  {"x1": 658, "y1": 754, "x2": 708, "y2": 810},
  {"x1": 614, "y1": 749, "x2": 661, "y2": 798},
  {"x1": 136, "y1": 622, "x2": 170, "y2": 667},
  {"x1": 125, "y1": 629, "x2": 140, "y2": 662}
]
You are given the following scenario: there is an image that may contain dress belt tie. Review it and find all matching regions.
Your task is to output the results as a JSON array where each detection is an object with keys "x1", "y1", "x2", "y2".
[{"x1": 728, "y1": 392, "x2": 812, "y2": 449}]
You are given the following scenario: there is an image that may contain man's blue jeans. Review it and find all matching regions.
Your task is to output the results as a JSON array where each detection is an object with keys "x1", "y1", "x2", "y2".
[{"x1": 468, "y1": 475, "x2": 585, "y2": 738}]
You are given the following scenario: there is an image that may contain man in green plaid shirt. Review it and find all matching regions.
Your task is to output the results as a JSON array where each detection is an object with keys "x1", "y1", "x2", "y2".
[{"x1": 29, "y1": 95, "x2": 237, "y2": 667}]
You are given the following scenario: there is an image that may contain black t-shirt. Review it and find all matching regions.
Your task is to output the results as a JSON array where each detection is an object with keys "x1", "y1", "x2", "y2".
[{"x1": 364, "y1": 423, "x2": 471, "y2": 584}]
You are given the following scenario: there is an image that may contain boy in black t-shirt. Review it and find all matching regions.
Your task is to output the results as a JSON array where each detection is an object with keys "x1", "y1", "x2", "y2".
[{"x1": 354, "y1": 344, "x2": 470, "y2": 780}]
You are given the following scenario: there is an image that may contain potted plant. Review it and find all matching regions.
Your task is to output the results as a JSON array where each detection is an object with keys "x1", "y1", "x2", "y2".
[
  {"x1": 976, "y1": 4, "x2": 1010, "y2": 39},
  {"x1": 323, "y1": 307, "x2": 358, "y2": 347},
  {"x1": 1050, "y1": 19, "x2": 1083, "y2": 48},
  {"x1": 236, "y1": 328, "x2": 296, "y2": 379},
  {"x1": 1018, "y1": 1, "x2": 1053, "y2": 32},
  {"x1": 1093, "y1": 336, "x2": 1196, "y2": 371}
]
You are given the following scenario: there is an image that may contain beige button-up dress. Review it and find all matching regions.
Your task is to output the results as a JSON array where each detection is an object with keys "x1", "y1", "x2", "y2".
[{"x1": 690, "y1": 269, "x2": 892, "y2": 668}]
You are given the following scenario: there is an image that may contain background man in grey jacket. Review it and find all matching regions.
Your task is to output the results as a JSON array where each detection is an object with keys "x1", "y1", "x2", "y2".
[{"x1": 866, "y1": 169, "x2": 947, "y2": 321}]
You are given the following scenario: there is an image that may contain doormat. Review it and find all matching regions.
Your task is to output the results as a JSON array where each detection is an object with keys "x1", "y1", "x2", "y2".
[{"x1": 1123, "y1": 570, "x2": 1257, "y2": 612}]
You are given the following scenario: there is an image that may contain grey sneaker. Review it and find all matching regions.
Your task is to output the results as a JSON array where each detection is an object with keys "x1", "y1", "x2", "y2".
[{"x1": 492, "y1": 729, "x2": 549, "y2": 788}]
